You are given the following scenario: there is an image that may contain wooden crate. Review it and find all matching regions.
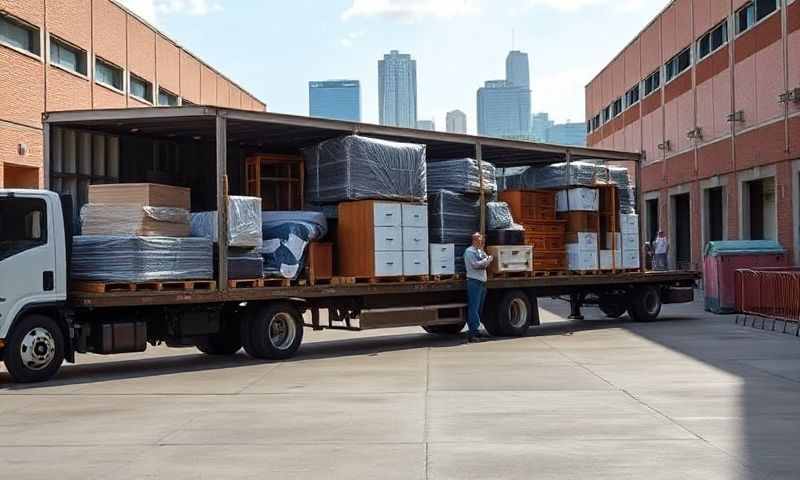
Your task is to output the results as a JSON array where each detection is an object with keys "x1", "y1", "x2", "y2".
[
  {"x1": 499, "y1": 190, "x2": 556, "y2": 222},
  {"x1": 558, "y1": 211, "x2": 599, "y2": 233},
  {"x1": 486, "y1": 245, "x2": 533, "y2": 274},
  {"x1": 533, "y1": 251, "x2": 567, "y2": 271},
  {"x1": 526, "y1": 232, "x2": 565, "y2": 252},
  {"x1": 307, "y1": 242, "x2": 333, "y2": 285},
  {"x1": 88, "y1": 183, "x2": 190, "y2": 209}
]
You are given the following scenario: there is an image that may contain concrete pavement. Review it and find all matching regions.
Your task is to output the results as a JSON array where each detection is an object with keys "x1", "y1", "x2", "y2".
[{"x1": 1, "y1": 297, "x2": 799, "y2": 479}]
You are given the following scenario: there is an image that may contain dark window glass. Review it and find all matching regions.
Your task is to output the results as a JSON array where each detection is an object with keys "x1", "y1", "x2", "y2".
[
  {"x1": 95, "y1": 58, "x2": 123, "y2": 90},
  {"x1": 698, "y1": 34, "x2": 711, "y2": 59},
  {"x1": 130, "y1": 75, "x2": 153, "y2": 102},
  {"x1": 158, "y1": 89, "x2": 178, "y2": 106},
  {"x1": 50, "y1": 37, "x2": 86, "y2": 75},
  {"x1": 665, "y1": 48, "x2": 691, "y2": 82},
  {"x1": 737, "y1": 3, "x2": 755, "y2": 33},
  {"x1": 0, "y1": 14, "x2": 40, "y2": 55},
  {"x1": 711, "y1": 22, "x2": 727, "y2": 50},
  {"x1": 756, "y1": 0, "x2": 777, "y2": 21},
  {"x1": 0, "y1": 197, "x2": 48, "y2": 261}
]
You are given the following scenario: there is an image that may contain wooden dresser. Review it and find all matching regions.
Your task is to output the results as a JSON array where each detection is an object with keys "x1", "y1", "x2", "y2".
[
  {"x1": 499, "y1": 190, "x2": 567, "y2": 271},
  {"x1": 337, "y1": 200, "x2": 429, "y2": 278}
]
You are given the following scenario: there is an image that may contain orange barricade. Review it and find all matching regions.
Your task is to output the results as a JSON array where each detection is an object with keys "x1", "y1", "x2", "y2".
[{"x1": 735, "y1": 268, "x2": 800, "y2": 323}]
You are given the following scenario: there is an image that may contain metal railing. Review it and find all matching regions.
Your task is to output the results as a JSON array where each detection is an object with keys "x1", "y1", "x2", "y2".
[{"x1": 735, "y1": 268, "x2": 800, "y2": 334}]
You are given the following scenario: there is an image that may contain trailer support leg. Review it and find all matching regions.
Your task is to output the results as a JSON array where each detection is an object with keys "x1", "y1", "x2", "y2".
[{"x1": 568, "y1": 293, "x2": 584, "y2": 320}]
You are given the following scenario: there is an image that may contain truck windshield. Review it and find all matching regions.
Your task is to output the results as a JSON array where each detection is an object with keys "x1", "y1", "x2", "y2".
[{"x1": 0, "y1": 197, "x2": 47, "y2": 261}]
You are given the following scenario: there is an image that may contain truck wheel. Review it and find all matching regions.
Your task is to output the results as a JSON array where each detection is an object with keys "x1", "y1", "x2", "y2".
[
  {"x1": 242, "y1": 303, "x2": 304, "y2": 360},
  {"x1": 196, "y1": 320, "x2": 242, "y2": 355},
  {"x1": 599, "y1": 296, "x2": 627, "y2": 319},
  {"x1": 486, "y1": 290, "x2": 532, "y2": 337},
  {"x1": 3, "y1": 314, "x2": 65, "y2": 383},
  {"x1": 628, "y1": 286, "x2": 662, "y2": 322},
  {"x1": 422, "y1": 322, "x2": 466, "y2": 335}
]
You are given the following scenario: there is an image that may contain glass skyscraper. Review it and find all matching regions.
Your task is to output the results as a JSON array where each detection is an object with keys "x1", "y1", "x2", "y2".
[
  {"x1": 546, "y1": 122, "x2": 587, "y2": 146},
  {"x1": 531, "y1": 112, "x2": 554, "y2": 141},
  {"x1": 308, "y1": 80, "x2": 361, "y2": 122},
  {"x1": 378, "y1": 50, "x2": 417, "y2": 128},
  {"x1": 446, "y1": 110, "x2": 467, "y2": 133},
  {"x1": 477, "y1": 80, "x2": 531, "y2": 139},
  {"x1": 506, "y1": 50, "x2": 530, "y2": 88}
]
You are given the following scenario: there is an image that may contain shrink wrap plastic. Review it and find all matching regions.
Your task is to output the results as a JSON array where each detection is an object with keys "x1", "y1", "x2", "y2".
[
  {"x1": 486, "y1": 202, "x2": 513, "y2": 230},
  {"x1": 500, "y1": 161, "x2": 609, "y2": 189},
  {"x1": 428, "y1": 190, "x2": 480, "y2": 274},
  {"x1": 80, "y1": 204, "x2": 191, "y2": 237},
  {"x1": 191, "y1": 196, "x2": 263, "y2": 248},
  {"x1": 259, "y1": 211, "x2": 328, "y2": 280},
  {"x1": 427, "y1": 158, "x2": 497, "y2": 194},
  {"x1": 71, "y1": 235, "x2": 213, "y2": 281},
  {"x1": 304, "y1": 135, "x2": 427, "y2": 204}
]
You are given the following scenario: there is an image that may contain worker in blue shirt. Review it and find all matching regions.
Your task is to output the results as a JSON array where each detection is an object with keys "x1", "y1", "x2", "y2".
[{"x1": 463, "y1": 232, "x2": 493, "y2": 343}]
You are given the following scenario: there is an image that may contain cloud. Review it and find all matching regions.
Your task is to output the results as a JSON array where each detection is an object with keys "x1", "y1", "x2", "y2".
[
  {"x1": 340, "y1": 30, "x2": 367, "y2": 48},
  {"x1": 526, "y1": 0, "x2": 648, "y2": 13},
  {"x1": 341, "y1": 0, "x2": 480, "y2": 22},
  {"x1": 118, "y1": 0, "x2": 223, "y2": 24}
]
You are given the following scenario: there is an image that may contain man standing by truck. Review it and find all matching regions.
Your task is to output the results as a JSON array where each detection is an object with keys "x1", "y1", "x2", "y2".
[
  {"x1": 654, "y1": 230, "x2": 669, "y2": 271},
  {"x1": 464, "y1": 233, "x2": 493, "y2": 343}
]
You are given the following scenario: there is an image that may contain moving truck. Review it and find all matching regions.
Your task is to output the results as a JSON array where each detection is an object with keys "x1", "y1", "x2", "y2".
[{"x1": 0, "y1": 107, "x2": 698, "y2": 383}]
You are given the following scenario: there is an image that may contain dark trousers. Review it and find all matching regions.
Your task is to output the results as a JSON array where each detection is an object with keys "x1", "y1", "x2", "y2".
[{"x1": 466, "y1": 278, "x2": 487, "y2": 335}]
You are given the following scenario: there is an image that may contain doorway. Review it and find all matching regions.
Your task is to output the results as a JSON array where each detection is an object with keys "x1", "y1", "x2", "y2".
[
  {"x1": 742, "y1": 177, "x2": 776, "y2": 240},
  {"x1": 705, "y1": 187, "x2": 724, "y2": 244},
  {"x1": 646, "y1": 198, "x2": 659, "y2": 244},
  {"x1": 672, "y1": 193, "x2": 691, "y2": 270}
]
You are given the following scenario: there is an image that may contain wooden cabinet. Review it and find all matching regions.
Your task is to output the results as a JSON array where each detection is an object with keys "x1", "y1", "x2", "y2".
[
  {"x1": 306, "y1": 242, "x2": 332, "y2": 284},
  {"x1": 486, "y1": 245, "x2": 533, "y2": 274},
  {"x1": 498, "y1": 190, "x2": 566, "y2": 271},
  {"x1": 337, "y1": 200, "x2": 429, "y2": 278},
  {"x1": 245, "y1": 154, "x2": 303, "y2": 211}
]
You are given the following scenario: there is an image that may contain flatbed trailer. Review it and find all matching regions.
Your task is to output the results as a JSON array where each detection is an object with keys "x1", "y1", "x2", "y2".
[{"x1": 0, "y1": 107, "x2": 699, "y2": 383}]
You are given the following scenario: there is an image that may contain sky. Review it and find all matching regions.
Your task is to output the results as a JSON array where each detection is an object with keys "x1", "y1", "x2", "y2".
[{"x1": 119, "y1": 0, "x2": 667, "y2": 133}]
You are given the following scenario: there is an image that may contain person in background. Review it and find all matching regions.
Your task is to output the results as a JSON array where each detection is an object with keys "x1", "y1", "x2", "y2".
[
  {"x1": 653, "y1": 230, "x2": 669, "y2": 271},
  {"x1": 464, "y1": 232, "x2": 493, "y2": 343}
]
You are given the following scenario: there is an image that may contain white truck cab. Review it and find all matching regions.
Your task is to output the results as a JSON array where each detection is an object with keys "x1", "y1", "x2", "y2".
[{"x1": 0, "y1": 189, "x2": 69, "y2": 382}]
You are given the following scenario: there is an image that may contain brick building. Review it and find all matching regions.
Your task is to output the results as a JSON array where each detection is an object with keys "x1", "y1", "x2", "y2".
[
  {"x1": 586, "y1": 0, "x2": 800, "y2": 269},
  {"x1": 0, "y1": 0, "x2": 265, "y2": 189}
]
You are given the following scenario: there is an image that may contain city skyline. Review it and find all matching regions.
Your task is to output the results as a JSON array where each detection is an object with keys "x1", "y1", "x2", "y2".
[
  {"x1": 378, "y1": 50, "x2": 418, "y2": 128},
  {"x1": 117, "y1": 1, "x2": 666, "y2": 134},
  {"x1": 446, "y1": 110, "x2": 467, "y2": 134}
]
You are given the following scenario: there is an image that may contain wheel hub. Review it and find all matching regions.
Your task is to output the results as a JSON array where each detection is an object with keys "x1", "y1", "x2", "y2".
[
  {"x1": 20, "y1": 328, "x2": 55, "y2": 371},
  {"x1": 507, "y1": 298, "x2": 528, "y2": 329},
  {"x1": 268, "y1": 313, "x2": 296, "y2": 350}
]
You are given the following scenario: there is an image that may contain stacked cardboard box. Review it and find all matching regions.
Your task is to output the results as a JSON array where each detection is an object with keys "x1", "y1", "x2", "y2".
[{"x1": 620, "y1": 213, "x2": 641, "y2": 269}]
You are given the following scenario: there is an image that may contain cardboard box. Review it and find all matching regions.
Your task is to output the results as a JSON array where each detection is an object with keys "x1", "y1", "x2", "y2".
[
  {"x1": 556, "y1": 188, "x2": 599, "y2": 212},
  {"x1": 570, "y1": 232, "x2": 597, "y2": 251},
  {"x1": 88, "y1": 183, "x2": 190, "y2": 210},
  {"x1": 620, "y1": 213, "x2": 639, "y2": 234},
  {"x1": 622, "y1": 249, "x2": 640, "y2": 269},
  {"x1": 566, "y1": 244, "x2": 598, "y2": 270},
  {"x1": 599, "y1": 250, "x2": 623, "y2": 270}
]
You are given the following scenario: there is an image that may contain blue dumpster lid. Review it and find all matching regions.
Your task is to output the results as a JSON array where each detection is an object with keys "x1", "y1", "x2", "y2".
[{"x1": 704, "y1": 240, "x2": 785, "y2": 257}]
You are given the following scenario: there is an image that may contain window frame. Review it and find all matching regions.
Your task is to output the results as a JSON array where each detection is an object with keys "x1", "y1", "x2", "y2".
[
  {"x1": 643, "y1": 70, "x2": 661, "y2": 98},
  {"x1": 0, "y1": 11, "x2": 41, "y2": 58},
  {"x1": 129, "y1": 73, "x2": 154, "y2": 103},
  {"x1": 602, "y1": 105, "x2": 611, "y2": 124},
  {"x1": 0, "y1": 197, "x2": 48, "y2": 262},
  {"x1": 94, "y1": 56, "x2": 124, "y2": 92},
  {"x1": 158, "y1": 88, "x2": 179, "y2": 107},
  {"x1": 697, "y1": 20, "x2": 728, "y2": 62},
  {"x1": 49, "y1": 35, "x2": 87, "y2": 77},
  {"x1": 736, "y1": 0, "x2": 779, "y2": 35},
  {"x1": 625, "y1": 83, "x2": 640, "y2": 109},
  {"x1": 664, "y1": 47, "x2": 692, "y2": 84},
  {"x1": 612, "y1": 97, "x2": 623, "y2": 117}
]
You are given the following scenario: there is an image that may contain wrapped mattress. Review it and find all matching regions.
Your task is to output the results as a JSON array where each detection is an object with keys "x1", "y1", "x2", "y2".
[
  {"x1": 618, "y1": 186, "x2": 637, "y2": 214},
  {"x1": 486, "y1": 201, "x2": 513, "y2": 230},
  {"x1": 71, "y1": 235, "x2": 213, "y2": 282},
  {"x1": 304, "y1": 135, "x2": 427, "y2": 204},
  {"x1": 260, "y1": 211, "x2": 328, "y2": 280},
  {"x1": 427, "y1": 158, "x2": 497, "y2": 194},
  {"x1": 429, "y1": 190, "x2": 480, "y2": 274},
  {"x1": 191, "y1": 196, "x2": 263, "y2": 248},
  {"x1": 608, "y1": 166, "x2": 631, "y2": 188},
  {"x1": 502, "y1": 161, "x2": 609, "y2": 189},
  {"x1": 80, "y1": 204, "x2": 191, "y2": 237}
]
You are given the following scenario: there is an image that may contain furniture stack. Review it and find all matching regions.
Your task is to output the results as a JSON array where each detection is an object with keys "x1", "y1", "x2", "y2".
[
  {"x1": 556, "y1": 187, "x2": 601, "y2": 271},
  {"x1": 499, "y1": 190, "x2": 567, "y2": 272},
  {"x1": 73, "y1": 183, "x2": 213, "y2": 282}
]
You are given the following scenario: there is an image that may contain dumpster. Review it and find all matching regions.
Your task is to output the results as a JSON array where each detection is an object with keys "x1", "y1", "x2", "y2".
[{"x1": 703, "y1": 240, "x2": 787, "y2": 313}]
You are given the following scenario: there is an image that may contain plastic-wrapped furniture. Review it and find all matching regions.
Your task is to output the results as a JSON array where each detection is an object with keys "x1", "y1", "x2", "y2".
[
  {"x1": 486, "y1": 201, "x2": 513, "y2": 230},
  {"x1": 427, "y1": 158, "x2": 497, "y2": 194},
  {"x1": 191, "y1": 196, "x2": 263, "y2": 248},
  {"x1": 81, "y1": 205, "x2": 191, "y2": 237},
  {"x1": 304, "y1": 135, "x2": 427, "y2": 204}
]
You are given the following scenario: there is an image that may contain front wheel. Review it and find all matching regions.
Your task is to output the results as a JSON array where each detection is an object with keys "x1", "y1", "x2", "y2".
[
  {"x1": 242, "y1": 303, "x2": 304, "y2": 360},
  {"x1": 484, "y1": 290, "x2": 533, "y2": 337},
  {"x1": 3, "y1": 314, "x2": 65, "y2": 383},
  {"x1": 628, "y1": 286, "x2": 662, "y2": 322}
]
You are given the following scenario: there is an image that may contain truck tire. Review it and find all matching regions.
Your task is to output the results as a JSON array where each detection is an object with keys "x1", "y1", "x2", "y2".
[
  {"x1": 3, "y1": 314, "x2": 65, "y2": 383},
  {"x1": 242, "y1": 303, "x2": 304, "y2": 360},
  {"x1": 196, "y1": 320, "x2": 242, "y2": 355},
  {"x1": 485, "y1": 289, "x2": 532, "y2": 337},
  {"x1": 422, "y1": 322, "x2": 466, "y2": 335},
  {"x1": 628, "y1": 286, "x2": 662, "y2": 322},
  {"x1": 599, "y1": 296, "x2": 627, "y2": 319}
]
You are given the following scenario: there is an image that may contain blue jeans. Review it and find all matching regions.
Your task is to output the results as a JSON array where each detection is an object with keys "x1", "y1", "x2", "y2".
[{"x1": 466, "y1": 279, "x2": 487, "y2": 335}]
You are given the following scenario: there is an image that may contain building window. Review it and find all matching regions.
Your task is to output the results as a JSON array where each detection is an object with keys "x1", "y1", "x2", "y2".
[
  {"x1": 625, "y1": 84, "x2": 640, "y2": 108},
  {"x1": 0, "y1": 12, "x2": 40, "y2": 56},
  {"x1": 158, "y1": 88, "x2": 179, "y2": 106},
  {"x1": 602, "y1": 106, "x2": 611, "y2": 123},
  {"x1": 698, "y1": 20, "x2": 728, "y2": 60},
  {"x1": 592, "y1": 114, "x2": 600, "y2": 131},
  {"x1": 737, "y1": 0, "x2": 778, "y2": 34},
  {"x1": 50, "y1": 36, "x2": 87, "y2": 75},
  {"x1": 665, "y1": 47, "x2": 691, "y2": 82},
  {"x1": 612, "y1": 97, "x2": 623, "y2": 117},
  {"x1": 130, "y1": 74, "x2": 153, "y2": 103},
  {"x1": 95, "y1": 58, "x2": 123, "y2": 91},
  {"x1": 643, "y1": 70, "x2": 660, "y2": 97}
]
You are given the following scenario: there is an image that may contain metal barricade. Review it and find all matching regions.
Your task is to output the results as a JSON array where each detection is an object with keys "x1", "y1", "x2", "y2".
[{"x1": 735, "y1": 268, "x2": 800, "y2": 334}]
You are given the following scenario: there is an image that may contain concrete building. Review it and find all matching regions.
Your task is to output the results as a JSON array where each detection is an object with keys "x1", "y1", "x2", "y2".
[
  {"x1": 531, "y1": 112, "x2": 554, "y2": 141},
  {"x1": 547, "y1": 122, "x2": 587, "y2": 146},
  {"x1": 309, "y1": 80, "x2": 360, "y2": 122},
  {"x1": 506, "y1": 50, "x2": 530, "y2": 87},
  {"x1": 0, "y1": 0, "x2": 264, "y2": 189},
  {"x1": 477, "y1": 80, "x2": 531, "y2": 139},
  {"x1": 446, "y1": 109, "x2": 467, "y2": 133},
  {"x1": 416, "y1": 119, "x2": 435, "y2": 131},
  {"x1": 378, "y1": 50, "x2": 417, "y2": 128},
  {"x1": 586, "y1": 0, "x2": 800, "y2": 269}
]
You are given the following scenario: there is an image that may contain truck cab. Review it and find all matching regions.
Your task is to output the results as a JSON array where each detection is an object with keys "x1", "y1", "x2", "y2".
[{"x1": 0, "y1": 189, "x2": 70, "y2": 382}]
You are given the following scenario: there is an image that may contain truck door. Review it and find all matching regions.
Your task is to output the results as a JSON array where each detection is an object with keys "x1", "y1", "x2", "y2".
[{"x1": 0, "y1": 195, "x2": 60, "y2": 339}]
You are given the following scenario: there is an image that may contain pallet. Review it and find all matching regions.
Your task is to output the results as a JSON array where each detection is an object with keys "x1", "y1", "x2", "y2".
[
  {"x1": 431, "y1": 273, "x2": 462, "y2": 282},
  {"x1": 331, "y1": 275, "x2": 432, "y2": 285},
  {"x1": 73, "y1": 280, "x2": 216, "y2": 293},
  {"x1": 532, "y1": 270, "x2": 568, "y2": 277},
  {"x1": 567, "y1": 270, "x2": 603, "y2": 276},
  {"x1": 490, "y1": 271, "x2": 533, "y2": 279},
  {"x1": 306, "y1": 276, "x2": 333, "y2": 286}
]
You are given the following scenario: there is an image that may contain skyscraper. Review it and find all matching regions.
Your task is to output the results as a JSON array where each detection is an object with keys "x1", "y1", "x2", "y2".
[
  {"x1": 506, "y1": 50, "x2": 530, "y2": 87},
  {"x1": 477, "y1": 80, "x2": 531, "y2": 139},
  {"x1": 530, "y1": 112, "x2": 554, "y2": 141},
  {"x1": 446, "y1": 110, "x2": 467, "y2": 134},
  {"x1": 546, "y1": 122, "x2": 587, "y2": 146},
  {"x1": 308, "y1": 80, "x2": 361, "y2": 122},
  {"x1": 416, "y1": 120, "x2": 435, "y2": 131},
  {"x1": 378, "y1": 50, "x2": 417, "y2": 128}
]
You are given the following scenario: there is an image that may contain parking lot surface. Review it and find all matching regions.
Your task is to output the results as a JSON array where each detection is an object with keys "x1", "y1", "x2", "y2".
[{"x1": 2, "y1": 297, "x2": 799, "y2": 479}]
